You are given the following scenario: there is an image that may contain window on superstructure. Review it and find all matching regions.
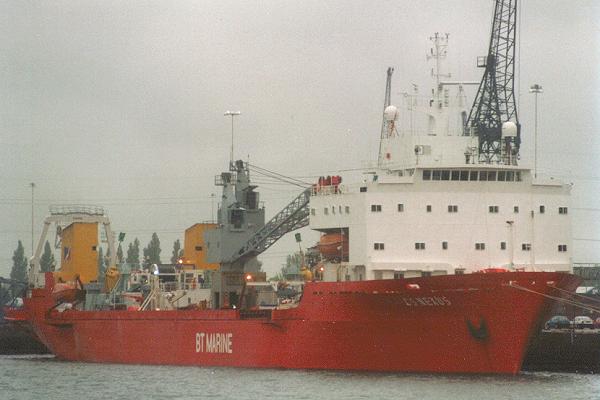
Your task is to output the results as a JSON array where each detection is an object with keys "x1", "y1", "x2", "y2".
[
  {"x1": 451, "y1": 171, "x2": 460, "y2": 181},
  {"x1": 539, "y1": 205, "x2": 545, "y2": 214},
  {"x1": 422, "y1": 271, "x2": 432, "y2": 277},
  {"x1": 507, "y1": 171, "x2": 515, "y2": 181},
  {"x1": 516, "y1": 171, "x2": 522, "y2": 181},
  {"x1": 360, "y1": 187, "x2": 367, "y2": 193},
  {"x1": 426, "y1": 205, "x2": 432, "y2": 213},
  {"x1": 230, "y1": 209, "x2": 245, "y2": 229},
  {"x1": 475, "y1": 243, "x2": 486, "y2": 250},
  {"x1": 415, "y1": 242, "x2": 426, "y2": 250},
  {"x1": 514, "y1": 206, "x2": 519, "y2": 213},
  {"x1": 397, "y1": 203, "x2": 404, "y2": 212},
  {"x1": 441, "y1": 170, "x2": 450, "y2": 181},
  {"x1": 374, "y1": 242, "x2": 385, "y2": 250},
  {"x1": 447, "y1": 205, "x2": 458, "y2": 213},
  {"x1": 246, "y1": 191, "x2": 258, "y2": 210},
  {"x1": 498, "y1": 171, "x2": 506, "y2": 181},
  {"x1": 442, "y1": 241, "x2": 448, "y2": 250},
  {"x1": 479, "y1": 171, "x2": 488, "y2": 181},
  {"x1": 345, "y1": 206, "x2": 350, "y2": 214},
  {"x1": 332, "y1": 206, "x2": 336, "y2": 215},
  {"x1": 559, "y1": 207, "x2": 568, "y2": 215},
  {"x1": 339, "y1": 205, "x2": 342, "y2": 214},
  {"x1": 461, "y1": 111, "x2": 468, "y2": 133},
  {"x1": 432, "y1": 170, "x2": 441, "y2": 180},
  {"x1": 460, "y1": 171, "x2": 469, "y2": 181},
  {"x1": 423, "y1": 170, "x2": 432, "y2": 180},
  {"x1": 489, "y1": 205, "x2": 499, "y2": 213},
  {"x1": 500, "y1": 242, "x2": 506, "y2": 250},
  {"x1": 394, "y1": 272, "x2": 404, "y2": 279},
  {"x1": 310, "y1": 208, "x2": 316, "y2": 216},
  {"x1": 324, "y1": 208, "x2": 329, "y2": 215},
  {"x1": 487, "y1": 171, "x2": 497, "y2": 181},
  {"x1": 371, "y1": 204, "x2": 382, "y2": 212},
  {"x1": 522, "y1": 243, "x2": 532, "y2": 251},
  {"x1": 558, "y1": 244, "x2": 568, "y2": 252},
  {"x1": 470, "y1": 171, "x2": 479, "y2": 181}
]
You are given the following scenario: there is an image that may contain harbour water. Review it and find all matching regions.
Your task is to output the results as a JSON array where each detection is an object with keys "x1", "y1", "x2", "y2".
[{"x1": 0, "y1": 355, "x2": 598, "y2": 400}]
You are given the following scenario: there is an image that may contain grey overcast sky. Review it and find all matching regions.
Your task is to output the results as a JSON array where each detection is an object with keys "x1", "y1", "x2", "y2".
[{"x1": 1, "y1": 0, "x2": 599, "y2": 277}]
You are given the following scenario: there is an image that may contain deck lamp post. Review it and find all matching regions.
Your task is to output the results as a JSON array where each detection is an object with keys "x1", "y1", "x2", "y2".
[{"x1": 529, "y1": 84, "x2": 543, "y2": 178}]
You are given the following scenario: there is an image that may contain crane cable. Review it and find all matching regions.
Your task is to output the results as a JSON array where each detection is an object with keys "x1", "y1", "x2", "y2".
[{"x1": 248, "y1": 163, "x2": 311, "y2": 188}]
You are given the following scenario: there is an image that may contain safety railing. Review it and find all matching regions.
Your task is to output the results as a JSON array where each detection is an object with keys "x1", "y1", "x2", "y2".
[
  {"x1": 49, "y1": 204, "x2": 105, "y2": 216},
  {"x1": 311, "y1": 184, "x2": 346, "y2": 196}
]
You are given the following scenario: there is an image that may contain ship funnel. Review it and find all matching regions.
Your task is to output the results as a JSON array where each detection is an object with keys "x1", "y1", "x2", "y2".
[{"x1": 501, "y1": 121, "x2": 518, "y2": 137}]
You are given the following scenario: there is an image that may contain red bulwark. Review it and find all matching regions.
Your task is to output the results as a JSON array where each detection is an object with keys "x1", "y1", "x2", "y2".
[{"x1": 15, "y1": 272, "x2": 580, "y2": 374}]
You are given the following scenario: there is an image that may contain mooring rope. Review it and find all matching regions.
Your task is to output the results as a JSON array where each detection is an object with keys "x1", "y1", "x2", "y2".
[
  {"x1": 507, "y1": 283, "x2": 600, "y2": 314},
  {"x1": 548, "y1": 285, "x2": 600, "y2": 306}
]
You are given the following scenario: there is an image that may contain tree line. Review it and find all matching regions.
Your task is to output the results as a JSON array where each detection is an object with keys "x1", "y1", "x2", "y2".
[
  {"x1": 108, "y1": 233, "x2": 184, "y2": 270},
  {"x1": 2, "y1": 233, "x2": 185, "y2": 303}
]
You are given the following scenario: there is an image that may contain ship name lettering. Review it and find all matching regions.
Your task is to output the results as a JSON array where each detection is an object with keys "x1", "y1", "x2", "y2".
[
  {"x1": 196, "y1": 332, "x2": 233, "y2": 354},
  {"x1": 402, "y1": 296, "x2": 451, "y2": 306}
]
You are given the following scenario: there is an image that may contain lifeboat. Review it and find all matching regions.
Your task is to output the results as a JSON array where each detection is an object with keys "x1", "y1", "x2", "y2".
[
  {"x1": 52, "y1": 282, "x2": 84, "y2": 303},
  {"x1": 317, "y1": 233, "x2": 348, "y2": 261}
]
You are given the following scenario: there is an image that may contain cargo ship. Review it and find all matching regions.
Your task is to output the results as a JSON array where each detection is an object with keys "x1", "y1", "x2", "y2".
[{"x1": 8, "y1": 0, "x2": 582, "y2": 374}]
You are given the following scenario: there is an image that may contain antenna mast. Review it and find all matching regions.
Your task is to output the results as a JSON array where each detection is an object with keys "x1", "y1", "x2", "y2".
[
  {"x1": 465, "y1": 0, "x2": 520, "y2": 164},
  {"x1": 377, "y1": 67, "x2": 394, "y2": 166},
  {"x1": 427, "y1": 33, "x2": 450, "y2": 103}
]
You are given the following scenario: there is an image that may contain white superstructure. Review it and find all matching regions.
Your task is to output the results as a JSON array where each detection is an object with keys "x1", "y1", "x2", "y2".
[{"x1": 308, "y1": 35, "x2": 572, "y2": 281}]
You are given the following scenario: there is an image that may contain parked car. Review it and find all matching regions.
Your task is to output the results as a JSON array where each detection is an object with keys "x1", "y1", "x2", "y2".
[
  {"x1": 544, "y1": 315, "x2": 571, "y2": 329},
  {"x1": 572, "y1": 316, "x2": 594, "y2": 329}
]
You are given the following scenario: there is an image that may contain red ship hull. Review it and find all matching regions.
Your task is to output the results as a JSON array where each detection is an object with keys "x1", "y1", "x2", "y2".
[{"x1": 18, "y1": 272, "x2": 579, "y2": 374}]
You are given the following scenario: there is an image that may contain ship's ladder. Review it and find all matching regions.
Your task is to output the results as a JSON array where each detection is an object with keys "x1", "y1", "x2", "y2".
[{"x1": 140, "y1": 278, "x2": 159, "y2": 311}]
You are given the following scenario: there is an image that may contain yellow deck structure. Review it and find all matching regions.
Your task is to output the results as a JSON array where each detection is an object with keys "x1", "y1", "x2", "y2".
[
  {"x1": 55, "y1": 222, "x2": 99, "y2": 284},
  {"x1": 183, "y1": 223, "x2": 218, "y2": 270}
]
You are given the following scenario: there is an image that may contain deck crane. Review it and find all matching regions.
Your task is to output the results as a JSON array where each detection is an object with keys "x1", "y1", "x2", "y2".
[
  {"x1": 231, "y1": 187, "x2": 311, "y2": 265},
  {"x1": 205, "y1": 160, "x2": 312, "y2": 270},
  {"x1": 465, "y1": 0, "x2": 520, "y2": 165}
]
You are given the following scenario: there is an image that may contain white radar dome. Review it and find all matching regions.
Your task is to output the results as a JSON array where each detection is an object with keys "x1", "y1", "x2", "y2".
[
  {"x1": 384, "y1": 105, "x2": 399, "y2": 122},
  {"x1": 502, "y1": 121, "x2": 518, "y2": 137}
]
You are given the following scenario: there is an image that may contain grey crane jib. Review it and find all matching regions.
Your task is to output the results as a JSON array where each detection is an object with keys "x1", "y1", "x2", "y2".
[{"x1": 230, "y1": 188, "x2": 311, "y2": 264}]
